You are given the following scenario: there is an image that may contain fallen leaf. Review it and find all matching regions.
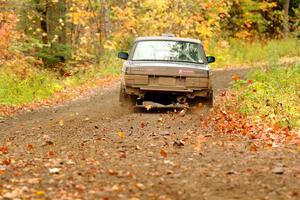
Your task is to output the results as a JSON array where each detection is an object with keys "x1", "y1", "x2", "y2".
[
  {"x1": 163, "y1": 160, "x2": 175, "y2": 165},
  {"x1": 36, "y1": 191, "x2": 45, "y2": 195},
  {"x1": 49, "y1": 167, "x2": 61, "y2": 174},
  {"x1": 160, "y1": 149, "x2": 168, "y2": 158},
  {"x1": 250, "y1": 143, "x2": 257, "y2": 152},
  {"x1": 231, "y1": 74, "x2": 240, "y2": 81},
  {"x1": 135, "y1": 183, "x2": 145, "y2": 190},
  {"x1": 145, "y1": 105, "x2": 152, "y2": 111},
  {"x1": 64, "y1": 72, "x2": 72, "y2": 77},
  {"x1": 48, "y1": 151, "x2": 55, "y2": 157},
  {"x1": 247, "y1": 79, "x2": 254, "y2": 84},
  {"x1": 111, "y1": 184, "x2": 121, "y2": 192},
  {"x1": 272, "y1": 165, "x2": 284, "y2": 174},
  {"x1": 117, "y1": 131, "x2": 125, "y2": 139},
  {"x1": 195, "y1": 134, "x2": 207, "y2": 151},
  {"x1": 0, "y1": 165, "x2": 6, "y2": 174},
  {"x1": 130, "y1": 198, "x2": 140, "y2": 200},
  {"x1": 119, "y1": 152, "x2": 126, "y2": 158},
  {"x1": 2, "y1": 158, "x2": 11, "y2": 165},
  {"x1": 59, "y1": 120, "x2": 64, "y2": 126},
  {"x1": 75, "y1": 184, "x2": 86, "y2": 193},
  {"x1": 27, "y1": 178, "x2": 40, "y2": 184},
  {"x1": 179, "y1": 109, "x2": 186, "y2": 117},
  {"x1": 173, "y1": 140, "x2": 185, "y2": 148},
  {"x1": 27, "y1": 144, "x2": 33, "y2": 150},
  {"x1": 159, "y1": 130, "x2": 170, "y2": 136},
  {"x1": 45, "y1": 141, "x2": 54, "y2": 145},
  {"x1": 0, "y1": 147, "x2": 8, "y2": 155},
  {"x1": 3, "y1": 190, "x2": 22, "y2": 199},
  {"x1": 42, "y1": 134, "x2": 50, "y2": 140},
  {"x1": 107, "y1": 169, "x2": 118, "y2": 176},
  {"x1": 226, "y1": 170, "x2": 236, "y2": 175},
  {"x1": 135, "y1": 145, "x2": 141, "y2": 150}
]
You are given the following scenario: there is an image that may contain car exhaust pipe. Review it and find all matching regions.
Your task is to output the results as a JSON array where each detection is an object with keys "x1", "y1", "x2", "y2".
[{"x1": 177, "y1": 96, "x2": 187, "y2": 104}]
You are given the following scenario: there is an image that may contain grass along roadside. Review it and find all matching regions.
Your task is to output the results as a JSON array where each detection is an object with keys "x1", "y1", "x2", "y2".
[
  {"x1": 231, "y1": 63, "x2": 300, "y2": 129},
  {"x1": 208, "y1": 38, "x2": 300, "y2": 68},
  {"x1": 202, "y1": 64, "x2": 300, "y2": 149},
  {"x1": 0, "y1": 65, "x2": 119, "y2": 116},
  {"x1": 0, "y1": 69, "x2": 63, "y2": 105},
  {"x1": 0, "y1": 50, "x2": 122, "y2": 108}
]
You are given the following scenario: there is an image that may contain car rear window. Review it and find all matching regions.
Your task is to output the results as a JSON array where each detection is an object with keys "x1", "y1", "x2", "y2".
[{"x1": 132, "y1": 40, "x2": 205, "y2": 64}]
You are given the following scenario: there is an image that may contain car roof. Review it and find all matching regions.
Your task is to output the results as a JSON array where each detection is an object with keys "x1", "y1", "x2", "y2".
[{"x1": 135, "y1": 36, "x2": 202, "y2": 45}]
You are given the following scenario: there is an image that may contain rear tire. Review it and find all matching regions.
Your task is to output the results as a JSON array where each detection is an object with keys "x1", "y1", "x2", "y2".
[
  {"x1": 119, "y1": 85, "x2": 136, "y2": 108},
  {"x1": 207, "y1": 91, "x2": 214, "y2": 108}
]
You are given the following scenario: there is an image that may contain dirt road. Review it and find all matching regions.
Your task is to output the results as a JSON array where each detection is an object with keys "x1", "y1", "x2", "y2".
[{"x1": 1, "y1": 68, "x2": 300, "y2": 200}]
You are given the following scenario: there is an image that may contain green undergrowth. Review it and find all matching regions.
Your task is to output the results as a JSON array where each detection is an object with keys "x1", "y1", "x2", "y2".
[
  {"x1": 0, "y1": 51, "x2": 122, "y2": 106},
  {"x1": 209, "y1": 38, "x2": 300, "y2": 67},
  {"x1": 0, "y1": 69, "x2": 63, "y2": 105},
  {"x1": 232, "y1": 64, "x2": 300, "y2": 129},
  {"x1": 62, "y1": 51, "x2": 122, "y2": 87}
]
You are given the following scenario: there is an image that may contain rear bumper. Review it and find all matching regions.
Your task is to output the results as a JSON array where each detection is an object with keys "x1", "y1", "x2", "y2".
[
  {"x1": 139, "y1": 86, "x2": 193, "y2": 92},
  {"x1": 124, "y1": 85, "x2": 211, "y2": 98}
]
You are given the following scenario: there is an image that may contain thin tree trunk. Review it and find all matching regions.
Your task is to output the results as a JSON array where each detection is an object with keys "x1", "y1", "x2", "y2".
[
  {"x1": 59, "y1": 0, "x2": 67, "y2": 45},
  {"x1": 37, "y1": 0, "x2": 48, "y2": 44},
  {"x1": 283, "y1": 0, "x2": 290, "y2": 37}
]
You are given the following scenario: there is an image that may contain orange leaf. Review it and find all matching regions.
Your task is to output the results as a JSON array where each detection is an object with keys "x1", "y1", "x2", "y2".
[
  {"x1": 27, "y1": 144, "x2": 33, "y2": 150},
  {"x1": 250, "y1": 144, "x2": 257, "y2": 152},
  {"x1": 231, "y1": 74, "x2": 240, "y2": 81},
  {"x1": 48, "y1": 151, "x2": 55, "y2": 157},
  {"x1": 160, "y1": 149, "x2": 168, "y2": 158},
  {"x1": 2, "y1": 158, "x2": 11, "y2": 165},
  {"x1": 0, "y1": 146, "x2": 8, "y2": 154}
]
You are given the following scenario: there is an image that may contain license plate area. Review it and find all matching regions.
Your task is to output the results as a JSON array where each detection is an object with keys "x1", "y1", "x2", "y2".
[{"x1": 158, "y1": 77, "x2": 176, "y2": 86}]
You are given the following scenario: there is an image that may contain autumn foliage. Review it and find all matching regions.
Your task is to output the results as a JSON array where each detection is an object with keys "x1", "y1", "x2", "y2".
[
  {"x1": 202, "y1": 66, "x2": 300, "y2": 148},
  {"x1": 0, "y1": 11, "x2": 19, "y2": 62}
]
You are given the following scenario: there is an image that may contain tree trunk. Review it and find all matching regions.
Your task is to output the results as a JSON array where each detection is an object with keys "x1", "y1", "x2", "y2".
[
  {"x1": 102, "y1": 0, "x2": 110, "y2": 39},
  {"x1": 283, "y1": 0, "x2": 290, "y2": 37},
  {"x1": 59, "y1": 0, "x2": 67, "y2": 44},
  {"x1": 36, "y1": 0, "x2": 48, "y2": 44},
  {"x1": 47, "y1": 0, "x2": 67, "y2": 45}
]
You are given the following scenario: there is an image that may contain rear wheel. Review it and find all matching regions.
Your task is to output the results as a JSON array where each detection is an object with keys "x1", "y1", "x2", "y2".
[
  {"x1": 207, "y1": 91, "x2": 214, "y2": 108},
  {"x1": 119, "y1": 85, "x2": 136, "y2": 108}
]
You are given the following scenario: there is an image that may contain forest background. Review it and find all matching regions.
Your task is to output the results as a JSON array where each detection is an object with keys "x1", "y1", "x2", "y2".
[{"x1": 0, "y1": 0, "x2": 299, "y2": 126}]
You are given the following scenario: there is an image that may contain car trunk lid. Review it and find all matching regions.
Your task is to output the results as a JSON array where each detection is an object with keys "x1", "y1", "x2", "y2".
[{"x1": 126, "y1": 61, "x2": 209, "y2": 78}]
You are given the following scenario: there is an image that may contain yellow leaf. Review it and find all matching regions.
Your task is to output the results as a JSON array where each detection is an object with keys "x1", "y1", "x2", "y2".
[
  {"x1": 118, "y1": 131, "x2": 125, "y2": 139},
  {"x1": 59, "y1": 120, "x2": 64, "y2": 126},
  {"x1": 36, "y1": 191, "x2": 45, "y2": 195},
  {"x1": 145, "y1": 104, "x2": 152, "y2": 111}
]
